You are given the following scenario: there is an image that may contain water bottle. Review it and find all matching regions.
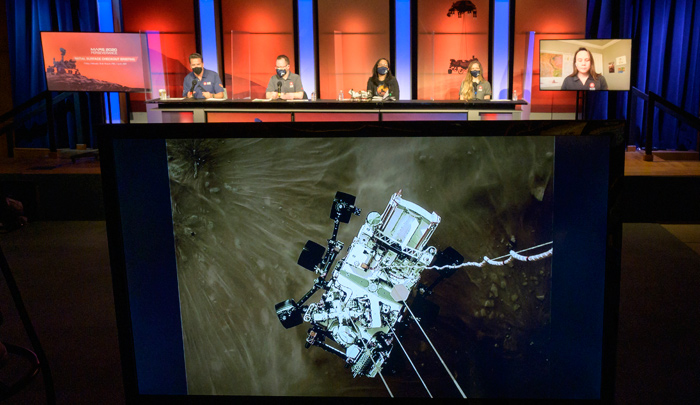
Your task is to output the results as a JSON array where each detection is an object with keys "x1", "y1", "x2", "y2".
[
  {"x1": 311, "y1": 92, "x2": 316, "y2": 101},
  {"x1": 512, "y1": 90, "x2": 518, "y2": 101},
  {"x1": 338, "y1": 90, "x2": 344, "y2": 101}
]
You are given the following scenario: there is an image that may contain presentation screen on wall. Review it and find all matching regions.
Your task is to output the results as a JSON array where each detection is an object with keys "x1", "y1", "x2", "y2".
[
  {"x1": 539, "y1": 39, "x2": 632, "y2": 91},
  {"x1": 40, "y1": 32, "x2": 151, "y2": 93}
]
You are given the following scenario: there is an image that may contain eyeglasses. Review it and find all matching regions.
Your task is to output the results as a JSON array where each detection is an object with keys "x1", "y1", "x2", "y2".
[{"x1": 276, "y1": 65, "x2": 289, "y2": 69}]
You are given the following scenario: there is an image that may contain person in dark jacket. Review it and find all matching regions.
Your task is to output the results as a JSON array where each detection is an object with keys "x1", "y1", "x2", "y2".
[
  {"x1": 367, "y1": 58, "x2": 399, "y2": 100},
  {"x1": 561, "y1": 47, "x2": 608, "y2": 90}
]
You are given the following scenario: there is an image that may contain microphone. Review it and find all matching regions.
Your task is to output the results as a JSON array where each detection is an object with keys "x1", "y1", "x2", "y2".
[
  {"x1": 188, "y1": 79, "x2": 198, "y2": 98},
  {"x1": 276, "y1": 81, "x2": 282, "y2": 100}
]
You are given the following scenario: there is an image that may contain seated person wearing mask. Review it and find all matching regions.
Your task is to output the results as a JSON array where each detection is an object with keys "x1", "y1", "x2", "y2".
[
  {"x1": 182, "y1": 52, "x2": 225, "y2": 99},
  {"x1": 266, "y1": 55, "x2": 305, "y2": 100},
  {"x1": 459, "y1": 59, "x2": 491, "y2": 100},
  {"x1": 367, "y1": 58, "x2": 399, "y2": 100}
]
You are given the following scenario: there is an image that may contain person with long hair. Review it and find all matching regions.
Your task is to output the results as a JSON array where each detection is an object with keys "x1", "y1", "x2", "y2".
[
  {"x1": 561, "y1": 47, "x2": 608, "y2": 90},
  {"x1": 367, "y1": 58, "x2": 399, "y2": 99},
  {"x1": 459, "y1": 59, "x2": 491, "y2": 100}
]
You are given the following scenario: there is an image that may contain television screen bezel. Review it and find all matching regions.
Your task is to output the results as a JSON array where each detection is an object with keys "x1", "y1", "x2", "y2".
[
  {"x1": 40, "y1": 31, "x2": 152, "y2": 93},
  {"x1": 538, "y1": 38, "x2": 633, "y2": 92},
  {"x1": 98, "y1": 121, "x2": 625, "y2": 403}
]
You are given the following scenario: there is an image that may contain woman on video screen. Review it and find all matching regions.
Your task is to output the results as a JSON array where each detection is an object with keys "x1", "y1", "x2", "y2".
[
  {"x1": 459, "y1": 59, "x2": 491, "y2": 100},
  {"x1": 561, "y1": 47, "x2": 608, "y2": 90}
]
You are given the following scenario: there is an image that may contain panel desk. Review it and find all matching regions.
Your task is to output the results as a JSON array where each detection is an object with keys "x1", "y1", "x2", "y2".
[{"x1": 145, "y1": 99, "x2": 527, "y2": 123}]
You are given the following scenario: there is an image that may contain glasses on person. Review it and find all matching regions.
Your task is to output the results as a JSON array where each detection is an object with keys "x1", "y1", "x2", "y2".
[{"x1": 276, "y1": 64, "x2": 289, "y2": 69}]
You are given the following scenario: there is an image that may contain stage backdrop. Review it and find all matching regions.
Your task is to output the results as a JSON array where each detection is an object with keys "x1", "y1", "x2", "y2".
[
  {"x1": 317, "y1": 0, "x2": 390, "y2": 100},
  {"x1": 122, "y1": 0, "x2": 197, "y2": 111},
  {"x1": 513, "y1": 0, "x2": 586, "y2": 115},
  {"x1": 221, "y1": 0, "x2": 296, "y2": 100},
  {"x1": 417, "y1": 0, "x2": 490, "y2": 100}
]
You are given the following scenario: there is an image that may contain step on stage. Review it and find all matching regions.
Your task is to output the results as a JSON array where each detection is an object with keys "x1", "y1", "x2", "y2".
[{"x1": 0, "y1": 148, "x2": 698, "y2": 223}]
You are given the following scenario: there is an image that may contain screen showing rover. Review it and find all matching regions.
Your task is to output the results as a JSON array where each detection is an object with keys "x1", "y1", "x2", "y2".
[
  {"x1": 102, "y1": 121, "x2": 622, "y2": 401},
  {"x1": 166, "y1": 135, "x2": 554, "y2": 398}
]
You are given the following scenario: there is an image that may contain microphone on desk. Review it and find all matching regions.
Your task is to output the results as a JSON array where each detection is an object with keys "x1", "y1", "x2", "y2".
[
  {"x1": 276, "y1": 81, "x2": 282, "y2": 100},
  {"x1": 187, "y1": 80, "x2": 198, "y2": 98}
]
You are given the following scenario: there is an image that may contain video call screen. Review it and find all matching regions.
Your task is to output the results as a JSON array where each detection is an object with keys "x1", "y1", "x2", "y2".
[
  {"x1": 539, "y1": 39, "x2": 632, "y2": 91},
  {"x1": 40, "y1": 31, "x2": 151, "y2": 93}
]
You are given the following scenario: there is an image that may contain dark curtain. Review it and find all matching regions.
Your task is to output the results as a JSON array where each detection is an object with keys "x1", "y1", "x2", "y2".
[
  {"x1": 6, "y1": 0, "x2": 102, "y2": 148},
  {"x1": 585, "y1": 0, "x2": 700, "y2": 151}
]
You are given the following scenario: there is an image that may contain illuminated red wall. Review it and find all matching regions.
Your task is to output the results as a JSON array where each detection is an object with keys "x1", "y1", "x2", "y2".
[
  {"x1": 122, "y1": 0, "x2": 197, "y2": 111},
  {"x1": 513, "y1": 0, "x2": 586, "y2": 113},
  {"x1": 417, "y1": 0, "x2": 489, "y2": 100},
  {"x1": 317, "y1": 0, "x2": 390, "y2": 99},
  {"x1": 222, "y1": 0, "x2": 295, "y2": 100}
]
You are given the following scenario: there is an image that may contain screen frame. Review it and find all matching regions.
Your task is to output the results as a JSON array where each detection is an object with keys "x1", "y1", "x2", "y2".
[
  {"x1": 98, "y1": 120, "x2": 625, "y2": 403},
  {"x1": 40, "y1": 31, "x2": 152, "y2": 93},
  {"x1": 538, "y1": 38, "x2": 633, "y2": 92}
]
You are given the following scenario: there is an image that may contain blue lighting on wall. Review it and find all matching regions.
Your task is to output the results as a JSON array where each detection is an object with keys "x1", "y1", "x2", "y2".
[
  {"x1": 97, "y1": 0, "x2": 121, "y2": 123},
  {"x1": 96, "y1": 0, "x2": 114, "y2": 33},
  {"x1": 395, "y1": 0, "x2": 411, "y2": 100},
  {"x1": 492, "y1": 0, "x2": 510, "y2": 99},
  {"x1": 298, "y1": 0, "x2": 316, "y2": 97},
  {"x1": 525, "y1": 31, "x2": 535, "y2": 102},
  {"x1": 198, "y1": 0, "x2": 219, "y2": 74}
]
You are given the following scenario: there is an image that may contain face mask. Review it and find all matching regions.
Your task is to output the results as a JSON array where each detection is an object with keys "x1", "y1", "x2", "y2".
[
  {"x1": 193, "y1": 67, "x2": 203, "y2": 75},
  {"x1": 470, "y1": 70, "x2": 480, "y2": 78},
  {"x1": 377, "y1": 67, "x2": 389, "y2": 75},
  {"x1": 277, "y1": 69, "x2": 287, "y2": 78}
]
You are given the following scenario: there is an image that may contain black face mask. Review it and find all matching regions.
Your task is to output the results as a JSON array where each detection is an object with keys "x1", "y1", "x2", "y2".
[
  {"x1": 377, "y1": 67, "x2": 389, "y2": 75},
  {"x1": 470, "y1": 70, "x2": 480, "y2": 78},
  {"x1": 193, "y1": 67, "x2": 203, "y2": 75},
  {"x1": 277, "y1": 69, "x2": 287, "y2": 78}
]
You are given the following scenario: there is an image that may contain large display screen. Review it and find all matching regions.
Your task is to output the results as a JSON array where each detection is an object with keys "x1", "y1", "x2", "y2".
[
  {"x1": 40, "y1": 32, "x2": 151, "y2": 93},
  {"x1": 539, "y1": 39, "x2": 632, "y2": 91},
  {"x1": 99, "y1": 121, "x2": 624, "y2": 402}
]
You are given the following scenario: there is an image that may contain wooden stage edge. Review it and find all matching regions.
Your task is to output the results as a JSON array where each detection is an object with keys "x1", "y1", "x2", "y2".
[
  {"x1": 0, "y1": 149, "x2": 698, "y2": 177},
  {"x1": 0, "y1": 148, "x2": 698, "y2": 222},
  {"x1": 624, "y1": 149, "x2": 700, "y2": 177}
]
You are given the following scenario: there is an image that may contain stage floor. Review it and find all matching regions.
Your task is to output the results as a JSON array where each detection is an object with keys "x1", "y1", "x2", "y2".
[
  {"x1": 624, "y1": 149, "x2": 700, "y2": 176},
  {"x1": 0, "y1": 149, "x2": 698, "y2": 222},
  {"x1": 0, "y1": 148, "x2": 697, "y2": 402},
  {"x1": 1, "y1": 149, "x2": 699, "y2": 176},
  {"x1": 0, "y1": 149, "x2": 698, "y2": 177},
  {"x1": 0, "y1": 156, "x2": 100, "y2": 175},
  {"x1": 0, "y1": 221, "x2": 698, "y2": 403}
]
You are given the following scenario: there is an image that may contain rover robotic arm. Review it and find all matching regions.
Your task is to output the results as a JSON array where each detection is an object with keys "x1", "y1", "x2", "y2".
[{"x1": 275, "y1": 191, "x2": 462, "y2": 378}]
